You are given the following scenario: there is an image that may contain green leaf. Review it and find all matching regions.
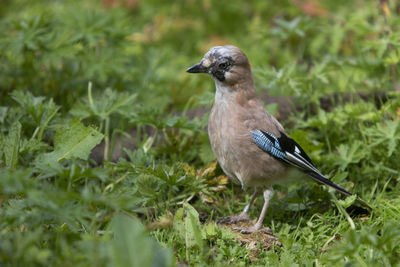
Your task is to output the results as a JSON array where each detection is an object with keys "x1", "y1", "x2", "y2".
[
  {"x1": 364, "y1": 120, "x2": 400, "y2": 157},
  {"x1": 0, "y1": 106, "x2": 8, "y2": 123},
  {"x1": 3, "y1": 121, "x2": 22, "y2": 169},
  {"x1": 173, "y1": 203, "x2": 203, "y2": 249},
  {"x1": 38, "y1": 119, "x2": 103, "y2": 167},
  {"x1": 202, "y1": 223, "x2": 217, "y2": 238},
  {"x1": 334, "y1": 141, "x2": 365, "y2": 171},
  {"x1": 110, "y1": 214, "x2": 173, "y2": 267},
  {"x1": 338, "y1": 194, "x2": 357, "y2": 208},
  {"x1": 331, "y1": 172, "x2": 349, "y2": 183},
  {"x1": 184, "y1": 203, "x2": 203, "y2": 249},
  {"x1": 53, "y1": 119, "x2": 103, "y2": 161},
  {"x1": 70, "y1": 87, "x2": 137, "y2": 120}
]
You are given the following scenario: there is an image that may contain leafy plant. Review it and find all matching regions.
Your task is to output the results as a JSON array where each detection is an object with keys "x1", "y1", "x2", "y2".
[{"x1": 1, "y1": 0, "x2": 400, "y2": 266}]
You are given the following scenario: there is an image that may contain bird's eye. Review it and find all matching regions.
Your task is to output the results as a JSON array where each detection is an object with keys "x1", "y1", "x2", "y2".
[{"x1": 218, "y1": 62, "x2": 228, "y2": 69}]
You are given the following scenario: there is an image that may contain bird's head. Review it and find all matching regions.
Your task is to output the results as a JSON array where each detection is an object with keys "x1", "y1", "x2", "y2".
[{"x1": 186, "y1": 45, "x2": 253, "y2": 87}]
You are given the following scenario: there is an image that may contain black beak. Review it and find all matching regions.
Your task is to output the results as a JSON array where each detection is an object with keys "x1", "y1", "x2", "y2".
[{"x1": 186, "y1": 62, "x2": 208, "y2": 73}]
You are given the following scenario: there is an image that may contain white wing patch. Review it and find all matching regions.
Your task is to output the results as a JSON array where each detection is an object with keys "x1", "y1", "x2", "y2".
[{"x1": 294, "y1": 146, "x2": 301, "y2": 154}]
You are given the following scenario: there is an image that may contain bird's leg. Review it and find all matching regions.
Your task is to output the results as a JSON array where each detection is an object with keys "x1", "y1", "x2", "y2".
[
  {"x1": 234, "y1": 188, "x2": 274, "y2": 234},
  {"x1": 239, "y1": 189, "x2": 258, "y2": 217},
  {"x1": 218, "y1": 189, "x2": 258, "y2": 224}
]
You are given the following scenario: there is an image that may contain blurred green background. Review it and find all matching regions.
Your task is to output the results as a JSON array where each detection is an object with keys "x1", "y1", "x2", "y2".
[{"x1": 1, "y1": 0, "x2": 400, "y2": 266}]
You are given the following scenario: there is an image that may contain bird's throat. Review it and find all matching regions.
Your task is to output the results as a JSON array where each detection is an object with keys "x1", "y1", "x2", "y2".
[{"x1": 214, "y1": 80, "x2": 236, "y2": 104}]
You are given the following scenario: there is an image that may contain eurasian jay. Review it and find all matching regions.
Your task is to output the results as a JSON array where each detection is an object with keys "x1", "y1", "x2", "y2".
[{"x1": 187, "y1": 45, "x2": 366, "y2": 234}]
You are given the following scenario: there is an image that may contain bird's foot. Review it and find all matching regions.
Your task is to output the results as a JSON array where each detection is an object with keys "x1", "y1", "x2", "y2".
[
  {"x1": 233, "y1": 224, "x2": 272, "y2": 234},
  {"x1": 218, "y1": 213, "x2": 250, "y2": 224}
]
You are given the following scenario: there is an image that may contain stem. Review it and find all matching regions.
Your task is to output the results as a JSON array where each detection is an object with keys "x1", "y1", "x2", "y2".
[
  {"x1": 330, "y1": 192, "x2": 355, "y2": 230},
  {"x1": 324, "y1": 129, "x2": 332, "y2": 153},
  {"x1": 104, "y1": 117, "x2": 110, "y2": 161},
  {"x1": 31, "y1": 127, "x2": 40, "y2": 140},
  {"x1": 88, "y1": 81, "x2": 95, "y2": 111},
  {"x1": 38, "y1": 106, "x2": 59, "y2": 142},
  {"x1": 379, "y1": 0, "x2": 400, "y2": 91}
]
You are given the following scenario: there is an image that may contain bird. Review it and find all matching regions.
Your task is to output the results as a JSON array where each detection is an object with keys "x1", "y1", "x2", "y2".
[{"x1": 186, "y1": 45, "x2": 370, "y2": 234}]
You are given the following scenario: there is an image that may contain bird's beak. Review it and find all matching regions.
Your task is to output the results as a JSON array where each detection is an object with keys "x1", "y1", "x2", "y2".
[{"x1": 186, "y1": 62, "x2": 208, "y2": 73}]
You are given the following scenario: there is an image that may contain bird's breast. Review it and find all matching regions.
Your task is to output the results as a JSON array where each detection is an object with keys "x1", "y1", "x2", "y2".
[{"x1": 208, "y1": 101, "x2": 288, "y2": 188}]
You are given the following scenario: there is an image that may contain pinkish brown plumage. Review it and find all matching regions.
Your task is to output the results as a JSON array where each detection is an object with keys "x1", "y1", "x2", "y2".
[{"x1": 187, "y1": 45, "x2": 361, "y2": 234}]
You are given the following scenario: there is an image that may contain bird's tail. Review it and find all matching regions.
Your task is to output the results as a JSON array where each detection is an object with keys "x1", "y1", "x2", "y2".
[{"x1": 305, "y1": 171, "x2": 373, "y2": 210}]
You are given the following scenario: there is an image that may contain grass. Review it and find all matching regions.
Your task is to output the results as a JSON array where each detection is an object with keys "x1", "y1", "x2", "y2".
[{"x1": 0, "y1": 0, "x2": 400, "y2": 266}]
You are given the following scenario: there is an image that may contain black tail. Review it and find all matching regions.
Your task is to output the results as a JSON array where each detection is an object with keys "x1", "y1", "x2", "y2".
[
  {"x1": 305, "y1": 170, "x2": 352, "y2": 196},
  {"x1": 305, "y1": 171, "x2": 373, "y2": 210}
]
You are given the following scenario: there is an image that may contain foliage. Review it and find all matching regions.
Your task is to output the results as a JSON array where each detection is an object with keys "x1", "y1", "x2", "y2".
[{"x1": 1, "y1": 0, "x2": 400, "y2": 266}]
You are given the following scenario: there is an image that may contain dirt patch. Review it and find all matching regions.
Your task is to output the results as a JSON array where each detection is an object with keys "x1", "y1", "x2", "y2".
[{"x1": 219, "y1": 220, "x2": 282, "y2": 262}]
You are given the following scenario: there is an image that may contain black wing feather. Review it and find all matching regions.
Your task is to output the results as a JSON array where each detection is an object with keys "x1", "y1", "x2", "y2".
[{"x1": 277, "y1": 132, "x2": 313, "y2": 164}]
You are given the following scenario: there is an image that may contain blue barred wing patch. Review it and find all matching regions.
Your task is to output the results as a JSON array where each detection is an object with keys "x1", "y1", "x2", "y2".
[{"x1": 250, "y1": 130, "x2": 286, "y2": 159}]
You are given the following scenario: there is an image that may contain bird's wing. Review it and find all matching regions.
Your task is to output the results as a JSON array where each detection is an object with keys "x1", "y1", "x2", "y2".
[{"x1": 250, "y1": 129, "x2": 352, "y2": 196}]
